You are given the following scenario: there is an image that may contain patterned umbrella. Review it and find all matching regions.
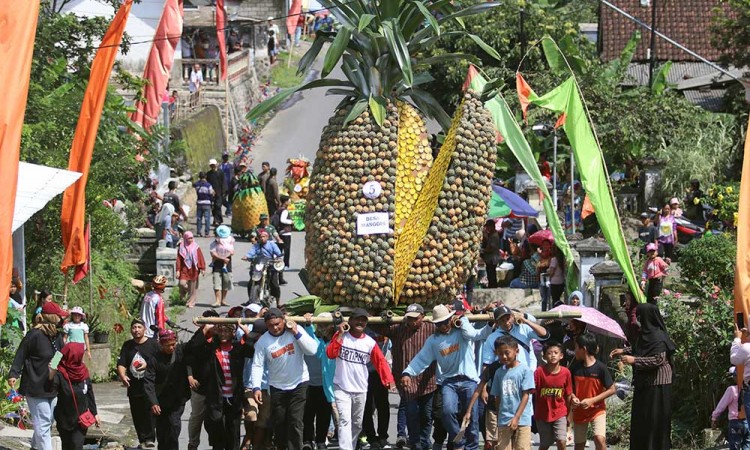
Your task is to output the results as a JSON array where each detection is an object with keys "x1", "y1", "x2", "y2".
[
  {"x1": 549, "y1": 304, "x2": 627, "y2": 340},
  {"x1": 487, "y1": 185, "x2": 538, "y2": 218}
]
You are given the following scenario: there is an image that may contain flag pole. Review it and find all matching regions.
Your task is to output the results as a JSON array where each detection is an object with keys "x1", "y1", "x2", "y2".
[
  {"x1": 225, "y1": 76, "x2": 230, "y2": 150},
  {"x1": 287, "y1": 42, "x2": 294, "y2": 68},
  {"x1": 88, "y1": 215, "x2": 93, "y2": 313}
]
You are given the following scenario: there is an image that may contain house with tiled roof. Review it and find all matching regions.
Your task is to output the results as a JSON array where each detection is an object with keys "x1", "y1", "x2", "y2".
[{"x1": 598, "y1": 0, "x2": 743, "y2": 111}]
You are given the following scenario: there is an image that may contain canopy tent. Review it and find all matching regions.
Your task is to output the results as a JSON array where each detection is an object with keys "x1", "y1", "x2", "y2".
[
  {"x1": 13, "y1": 162, "x2": 82, "y2": 232},
  {"x1": 488, "y1": 185, "x2": 539, "y2": 219}
]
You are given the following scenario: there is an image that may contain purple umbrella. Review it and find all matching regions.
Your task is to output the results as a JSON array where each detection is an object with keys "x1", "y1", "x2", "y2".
[{"x1": 548, "y1": 304, "x2": 627, "y2": 341}]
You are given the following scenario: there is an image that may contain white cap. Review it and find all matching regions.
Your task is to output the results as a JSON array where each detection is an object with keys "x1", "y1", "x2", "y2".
[
  {"x1": 268, "y1": 16, "x2": 274, "y2": 21},
  {"x1": 209, "y1": 158, "x2": 218, "y2": 166},
  {"x1": 245, "y1": 303, "x2": 262, "y2": 314}
]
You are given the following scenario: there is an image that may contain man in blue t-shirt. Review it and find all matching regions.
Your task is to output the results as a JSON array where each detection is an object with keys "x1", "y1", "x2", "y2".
[{"x1": 193, "y1": 172, "x2": 214, "y2": 237}]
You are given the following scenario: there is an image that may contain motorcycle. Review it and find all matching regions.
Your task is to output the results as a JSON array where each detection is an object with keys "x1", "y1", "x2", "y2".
[{"x1": 246, "y1": 256, "x2": 285, "y2": 307}]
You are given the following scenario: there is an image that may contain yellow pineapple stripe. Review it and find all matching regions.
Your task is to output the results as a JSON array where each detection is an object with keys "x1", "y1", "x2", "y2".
[
  {"x1": 393, "y1": 99, "x2": 464, "y2": 304},
  {"x1": 395, "y1": 102, "x2": 433, "y2": 236}
]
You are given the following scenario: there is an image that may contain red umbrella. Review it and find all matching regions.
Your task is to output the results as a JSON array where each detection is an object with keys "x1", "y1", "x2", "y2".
[{"x1": 529, "y1": 229, "x2": 554, "y2": 246}]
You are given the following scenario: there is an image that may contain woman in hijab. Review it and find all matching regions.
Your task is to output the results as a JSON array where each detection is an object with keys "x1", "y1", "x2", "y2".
[
  {"x1": 48, "y1": 342, "x2": 100, "y2": 449},
  {"x1": 176, "y1": 231, "x2": 206, "y2": 308},
  {"x1": 610, "y1": 303, "x2": 675, "y2": 450},
  {"x1": 9, "y1": 302, "x2": 68, "y2": 450}
]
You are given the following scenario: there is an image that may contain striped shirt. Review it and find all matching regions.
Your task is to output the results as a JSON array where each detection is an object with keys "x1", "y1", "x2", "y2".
[
  {"x1": 217, "y1": 344, "x2": 233, "y2": 398},
  {"x1": 630, "y1": 350, "x2": 672, "y2": 387},
  {"x1": 381, "y1": 322, "x2": 437, "y2": 400}
]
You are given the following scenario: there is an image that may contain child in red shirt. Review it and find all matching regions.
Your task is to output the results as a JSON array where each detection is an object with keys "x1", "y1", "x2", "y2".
[
  {"x1": 641, "y1": 242, "x2": 669, "y2": 304},
  {"x1": 534, "y1": 341, "x2": 573, "y2": 450}
]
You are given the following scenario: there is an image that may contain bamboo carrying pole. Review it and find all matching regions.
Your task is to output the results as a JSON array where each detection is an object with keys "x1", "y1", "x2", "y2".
[{"x1": 193, "y1": 310, "x2": 582, "y2": 325}]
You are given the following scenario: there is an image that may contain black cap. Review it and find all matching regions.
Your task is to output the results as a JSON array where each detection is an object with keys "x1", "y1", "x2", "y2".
[
  {"x1": 350, "y1": 308, "x2": 369, "y2": 319},
  {"x1": 202, "y1": 309, "x2": 219, "y2": 318},
  {"x1": 264, "y1": 307, "x2": 285, "y2": 321},
  {"x1": 493, "y1": 306, "x2": 513, "y2": 321}
]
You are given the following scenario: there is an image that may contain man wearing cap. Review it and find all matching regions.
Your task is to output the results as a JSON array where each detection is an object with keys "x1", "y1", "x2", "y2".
[
  {"x1": 207, "y1": 159, "x2": 225, "y2": 226},
  {"x1": 243, "y1": 230, "x2": 283, "y2": 303},
  {"x1": 251, "y1": 213, "x2": 281, "y2": 244},
  {"x1": 251, "y1": 308, "x2": 318, "y2": 450},
  {"x1": 374, "y1": 304, "x2": 436, "y2": 450},
  {"x1": 327, "y1": 309, "x2": 395, "y2": 450},
  {"x1": 117, "y1": 318, "x2": 161, "y2": 449},
  {"x1": 482, "y1": 306, "x2": 548, "y2": 372},
  {"x1": 194, "y1": 171, "x2": 215, "y2": 237},
  {"x1": 401, "y1": 305, "x2": 494, "y2": 450},
  {"x1": 143, "y1": 329, "x2": 191, "y2": 450},
  {"x1": 141, "y1": 275, "x2": 169, "y2": 338},
  {"x1": 190, "y1": 313, "x2": 255, "y2": 450},
  {"x1": 220, "y1": 154, "x2": 235, "y2": 217}
]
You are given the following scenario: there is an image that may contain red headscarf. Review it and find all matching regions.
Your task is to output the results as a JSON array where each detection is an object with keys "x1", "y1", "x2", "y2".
[{"x1": 57, "y1": 343, "x2": 90, "y2": 383}]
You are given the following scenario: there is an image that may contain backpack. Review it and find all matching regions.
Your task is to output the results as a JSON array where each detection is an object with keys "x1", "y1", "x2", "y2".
[{"x1": 271, "y1": 209, "x2": 283, "y2": 231}]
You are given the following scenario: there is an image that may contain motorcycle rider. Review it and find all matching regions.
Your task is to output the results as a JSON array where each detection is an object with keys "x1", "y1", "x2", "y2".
[{"x1": 243, "y1": 230, "x2": 283, "y2": 305}]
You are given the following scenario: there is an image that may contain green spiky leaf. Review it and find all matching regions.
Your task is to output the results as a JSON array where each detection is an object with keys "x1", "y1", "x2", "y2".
[
  {"x1": 322, "y1": 26, "x2": 352, "y2": 78},
  {"x1": 344, "y1": 98, "x2": 369, "y2": 126},
  {"x1": 368, "y1": 94, "x2": 387, "y2": 126},
  {"x1": 468, "y1": 34, "x2": 501, "y2": 61},
  {"x1": 358, "y1": 13, "x2": 376, "y2": 31}
]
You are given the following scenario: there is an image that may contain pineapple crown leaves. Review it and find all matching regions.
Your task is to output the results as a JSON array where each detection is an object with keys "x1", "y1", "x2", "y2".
[{"x1": 247, "y1": 0, "x2": 502, "y2": 130}]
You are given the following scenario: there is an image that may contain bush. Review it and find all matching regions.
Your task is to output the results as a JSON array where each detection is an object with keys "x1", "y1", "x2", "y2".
[
  {"x1": 660, "y1": 289, "x2": 733, "y2": 445},
  {"x1": 706, "y1": 182, "x2": 740, "y2": 228},
  {"x1": 677, "y1": 232, "x2": 736, "y2": 292}
]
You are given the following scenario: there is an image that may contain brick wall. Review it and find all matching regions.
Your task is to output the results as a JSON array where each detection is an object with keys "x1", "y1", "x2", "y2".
[{"x1": 238, "y1": 0, "x2": 285, "y2": 24}]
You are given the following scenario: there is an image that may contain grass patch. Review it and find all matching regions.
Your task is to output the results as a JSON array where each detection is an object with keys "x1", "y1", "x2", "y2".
[
  {"x1": 168, "y1": 305, "x2": 186, "y2": 318},
  {"x1": 270, "y1": 50, "x2": 305, "y2": 88}
]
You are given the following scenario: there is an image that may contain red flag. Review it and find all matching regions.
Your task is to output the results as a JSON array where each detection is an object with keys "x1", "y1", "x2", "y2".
[
  {"x1": 131, "y1": 0, "x2": 184, "y2": 130},
  {"x1": 216, "y1": 0, "x2": 228, "y2": 81},
  {"x1": 516, "y1": 72, "x2": 533, "y2": 122},
  {"x1": 61, "y1": 0, "x2": 133, "y2": 274},
  {"x1": 287, "y1": 0, "x2": 303, "y2": 38},
  {"x1": 0, "y1": 0, "x2": 41, "y2": 325},
  {"x1": 72, "y1": 221, "x2": 91, "y2": 284}
]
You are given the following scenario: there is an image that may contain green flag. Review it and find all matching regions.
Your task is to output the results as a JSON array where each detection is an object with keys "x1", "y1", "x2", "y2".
[
  {"x1": 517, "y1": 72, "x2": 642, "y2": 302},
  {"x1": 466, "y1": 66, "x2": 577, "y2": 290}
]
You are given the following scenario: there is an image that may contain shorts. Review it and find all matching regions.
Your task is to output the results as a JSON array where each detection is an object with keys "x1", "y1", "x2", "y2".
[
  {"x1": 213, "y1": 271, "x2": 233, "y2": 291},
  {"x1": 573, "y1": 413, "x2": 606, "y2": 444},
  {"x1": 496, "y1": 425, "x2": 531, "y2": 450},
  {"x1": 485, "y1": 407, "x2": 498, "y2": 442},
  {"x1": 244, "y1": 389, "x2": 271, "y2": 426},
  {"x1": 537, "y1": 416, "x2": 567, "y2": 447}
]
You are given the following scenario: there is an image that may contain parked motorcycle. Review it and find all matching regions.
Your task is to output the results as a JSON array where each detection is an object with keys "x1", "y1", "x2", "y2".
[{"x1": 246, "y1": 256, "x2": 284, "y2": 307}]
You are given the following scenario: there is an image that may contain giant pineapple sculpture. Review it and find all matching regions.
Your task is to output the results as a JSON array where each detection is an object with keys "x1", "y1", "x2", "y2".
[{"x1": 249, "y1": 0, "x2": 501, "y2": 308}]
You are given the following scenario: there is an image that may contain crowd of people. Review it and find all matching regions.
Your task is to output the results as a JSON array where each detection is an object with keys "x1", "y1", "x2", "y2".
[{"x1": 6, "y1": 272, "x2": 681, "y2": 450}]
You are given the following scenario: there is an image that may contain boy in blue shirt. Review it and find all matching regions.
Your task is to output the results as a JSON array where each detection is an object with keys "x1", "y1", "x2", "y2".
[{"x1": 490, "y1": 336, "x2": 534, "y2": 450}]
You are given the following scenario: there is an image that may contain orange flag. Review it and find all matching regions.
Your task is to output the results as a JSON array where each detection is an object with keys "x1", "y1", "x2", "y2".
[
  {"x1": 287, "y1": 0, "x2": 303, "y2": 38},
  {"x1": 61, "y1": 0, "x2": 133, "y2": 273},
  {"x1": 130, "y1": 0, "x2": 183, "y2": 130},
  {"x1": 0, "y1": 0, "x2": 41, "y2": 324},
  {"x1": 734, "y1": 115, "x2": 750, "y2": 416},
  {"x1": 216, "y1": 0, "x2": 227, "y2": 81}
]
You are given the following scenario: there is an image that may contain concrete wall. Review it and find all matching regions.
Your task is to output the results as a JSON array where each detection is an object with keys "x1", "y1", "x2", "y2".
[
  {"x1": 237, "y1": 0, "x2": 285, "y2": 25},
  {"x1": 172, "y1": 105, "x2": 226, "y2": 175}
]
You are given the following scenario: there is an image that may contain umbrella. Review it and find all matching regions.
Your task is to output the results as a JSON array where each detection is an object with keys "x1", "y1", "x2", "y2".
[
  {"x1": 548, "y1": 304, "x2": 627, "y2": 340},
  {"x1": 529, "y1": 229, "x2": 554, "y2": 246},
  {"x1": 488, "y1": 185, "x2": 538, "y2": 218}
]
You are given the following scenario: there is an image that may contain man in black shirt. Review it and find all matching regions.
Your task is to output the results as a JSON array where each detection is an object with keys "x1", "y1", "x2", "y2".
[
  {"x1": 207, "y1": 159, "x2": 225, "y2": 226},
  {"x1": 116, "y1": 318, "x2": 161, "y2": 449},
  {"x1": 185, "y1": 309, "x2": 219, "y2": 450},
  {"x1": 637, "y1": 212, "x2": 657, "y2": 255},
  {"x1": 162, "y1": 181, "x2": 187, "y2": 220}
]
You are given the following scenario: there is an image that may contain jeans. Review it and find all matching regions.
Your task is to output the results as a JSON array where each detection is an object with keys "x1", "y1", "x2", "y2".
[
  {"x1": 188, "y1": 391, "x2": 207, "y2": 447},
  {"x1": 729, "y1": 418, "x2": 750, "y2": 450},
  {"x1": 335, "y1": 388, "x2": 367, "y2": 450},
  {"x1": 303, "y1": 385, "x2": 333, "y2": 444},
  {"x1": 405, "y1": 392, "x2": 433, "y2": 450},
  {"x1": 539, "y1": 283, "x2": 550, "y2": 311},
  {"x1": 271, "y1": 383, "x2": 308, "y2": 450},
  {"x1": 509, "y1": 278, "x2": 538, "y2": 289},
  {"x1": 294, "y1": 26, "x2": 302, "y2": 45},
  {"x1": 431, "y1": 387, "x2": 451, "y2": 450},
  {"x1": 155, "y1": 404, "x2": 185, "y2": 450},
  {"x1": 441, "y1": 379, "x2": 478, "y2": 450},
  {"x1": 397, "y1": 397, "x2": 407, "y2": 439},
  {"x1": 197, "y1": 205, "x2": 212, "y2": 235},
  {"x1": 27, "y1": 396, "x2": 57, "y2": 450},
  {"x1": 129, "y1": 394, "x2": 156, "y2": 444},
  {"x1": 363, "y1": 371, "x2": 390, "y2": 442}
]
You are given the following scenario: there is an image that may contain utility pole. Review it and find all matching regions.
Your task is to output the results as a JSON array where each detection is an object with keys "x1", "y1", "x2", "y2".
[{"x1": 648, "y1": 0, "x2": 657, "y2": 86}]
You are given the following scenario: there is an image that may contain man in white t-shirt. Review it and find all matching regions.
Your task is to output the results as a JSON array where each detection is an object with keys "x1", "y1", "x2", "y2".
[
  {"x1": 251, "y1": 308, "x2": 317, "y2": 450},
  {"x1": 326, "y1": 309, "x2": 395, "y2": 450},
  {"x1": 189, "y1": 63, "x2": 203, "y2": 93}
]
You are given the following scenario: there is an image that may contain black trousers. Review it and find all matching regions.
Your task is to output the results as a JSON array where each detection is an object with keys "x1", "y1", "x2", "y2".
[
  {"x1": 281, "y1": 234, "x2": 292, "y2": 268},
  {"x1": 303, "y1": 385, "x2": 332, "y2": 444},
  {"x1": 647, "y1": 278, "x2": 664, "y2": 304},
  {"x1": 484, "y1": 260, "x2": 498, "y2": 288},
  {"x1": 271, "y1": 383, "x2": 307, "y2": 450},
  {"x1": 213, "y1": 197, "x2": 223, "y2": 224},
  {"x1": 206, "y1": 399, "x2": 241, "y2": 450},
  {"x1": 550, "y1": 284, "x2": 565, "y2": 306},
  {"x1": 129, "y1": 394, "x2": 156, "y2": 444},
  {"x1": 363, "y1": 371, "x2": 390, "y2": 442},
  {"x1": 431, "y1": 387, "x2": 453, "y2": 450},
  {"x1": 59, "y1": 426, "x2": 86, "y2": 450},
  {"x1": 156, "y1": 403, "x2": 185, "y2": 450}
]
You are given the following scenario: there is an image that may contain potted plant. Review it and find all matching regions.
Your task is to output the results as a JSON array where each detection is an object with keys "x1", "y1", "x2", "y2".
[{"x1": 87, "y1": 313, "x2": 109, "y2": 344}]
